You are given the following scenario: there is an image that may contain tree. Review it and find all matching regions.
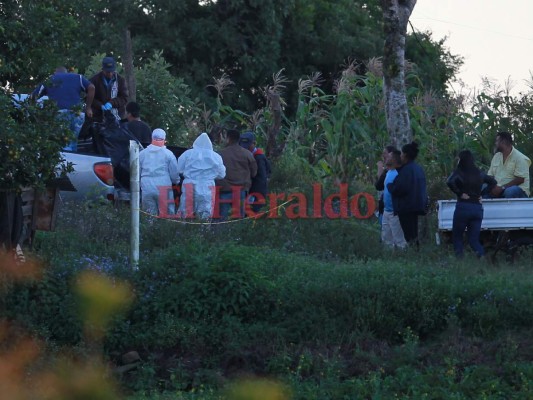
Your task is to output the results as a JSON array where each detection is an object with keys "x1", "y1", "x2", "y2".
[
  {"x1": 405, "y1": 30, "x2": 463, "y2": 94},
  {"x1": 124, "y1": 0, "x2": 386, "y2": 114},
  {"x1": 0, "y1": 0, "x2": 80, "y2": 91},
  {"x1": 2, "y1": 0, "x2": 458, "y2": 126},
  {"x1": 0, "y1": 92, "x2": 72, "y2": 190},
  {"x1": 381, "y1": 0, "x2": 417, "y2": 147}
]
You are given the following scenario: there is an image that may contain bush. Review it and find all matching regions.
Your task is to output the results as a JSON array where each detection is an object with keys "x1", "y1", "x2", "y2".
[
  {"x1": 2, "y1": 203, "x2": 532, "y2": 397},
  {"x1": 0, "y1": 90, "x2": 71, "y2": 190}
]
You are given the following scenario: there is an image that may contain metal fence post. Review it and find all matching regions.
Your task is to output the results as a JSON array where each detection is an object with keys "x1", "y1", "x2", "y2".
[{"x1": 129, "y1": 141, "x2": 140, "y2": 268}]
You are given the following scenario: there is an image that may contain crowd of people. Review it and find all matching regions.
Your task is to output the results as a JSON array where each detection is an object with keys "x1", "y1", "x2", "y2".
[
  {"x1": 31, "y1": 56, "x2": 532, "y2": 245},
  {"x1": 375, "y1": 142, "x2": 428, "y2": 249},
  {"x1": 31, "y1": 55, "x2": 269, "y2": 221},
  {"x1": 376, "y1": 131, "x2": 531, "y2": 257}
]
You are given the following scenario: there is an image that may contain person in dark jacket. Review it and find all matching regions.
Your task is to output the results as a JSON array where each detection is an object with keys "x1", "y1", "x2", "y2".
[
  {"x1": 387, "y1": 141, "x2": 427, "y2": 246},
  {"x1": 215, "y1": 129, "x2": 257, "y2": 219},
  {"x1": 239, "y1": 131, "x2": 270, "y2": 213},
  {"x1": 89, "y1": 56, "x2": 129, "y2": 122},
  {"x1": 447, "y1": 150, "x2": 497, "y2": 258}
]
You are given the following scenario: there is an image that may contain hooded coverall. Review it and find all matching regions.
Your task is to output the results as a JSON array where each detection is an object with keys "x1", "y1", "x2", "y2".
[
  {"x1": 177, "y1": 133, "x2": 226, "y2": 219},
  {"x1": 139, "y1": 144, "x2": 179, "y2": 216}
]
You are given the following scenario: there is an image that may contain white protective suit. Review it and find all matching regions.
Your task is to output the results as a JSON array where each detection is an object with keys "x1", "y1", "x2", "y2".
[
  {"x1": 139, "y1": 144, "x2": 180, "y2": 216},
  {"x1": 177, "y1": 133, "x2": 226, "y2": 219}
]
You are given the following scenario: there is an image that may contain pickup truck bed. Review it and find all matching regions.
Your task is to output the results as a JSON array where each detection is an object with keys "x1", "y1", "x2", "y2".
[
  {"x1": 437, "y1": 198, "x2": 533, "y2": 262},
  {"x1": 438, "y1": 198, "x2": 533, "y2": 231},
  {"x1": 60, "y1": 151, "x2": 115, "y2": 201}
]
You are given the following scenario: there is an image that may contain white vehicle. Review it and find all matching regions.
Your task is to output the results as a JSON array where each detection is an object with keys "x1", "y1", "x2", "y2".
[
  {"x1": 12, "y1": 93, "x2": 116, "y2": 201},
  {"x1": 437, "y1": 198, "x2": 533, "y2": 261},
  {"x1": 59, "y1": 151, "x2": 115, "y2": 201}
]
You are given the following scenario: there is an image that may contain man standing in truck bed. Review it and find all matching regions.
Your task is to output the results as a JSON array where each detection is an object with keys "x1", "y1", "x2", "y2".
[
  {"x1": 32, "y1": 66, "x2": 95, "y2": 151},
  {"x1": 487, "y1": 131, "x2": 531, "y2": 198}
]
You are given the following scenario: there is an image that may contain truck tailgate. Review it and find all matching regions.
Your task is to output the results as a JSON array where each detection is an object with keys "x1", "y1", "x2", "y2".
[{"x1": 438, "y1": 198, "x2": 533, "y2": 231}]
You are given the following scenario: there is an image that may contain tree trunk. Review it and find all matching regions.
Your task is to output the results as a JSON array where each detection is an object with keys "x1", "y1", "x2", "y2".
[
  {"x1": 266, "y1": 89, "x2": 283, "y2": 159},
  {"x1": 381, "y1": 0, "x2": 417, "y2": 147},
  {"x1": 123, "y1": 28, "x2": 136, "y2": 102}
]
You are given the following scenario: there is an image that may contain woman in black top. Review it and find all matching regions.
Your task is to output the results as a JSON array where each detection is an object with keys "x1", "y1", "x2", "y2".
[{"x1": 446, "y1": 150, "x2": 497, "y2": 258}]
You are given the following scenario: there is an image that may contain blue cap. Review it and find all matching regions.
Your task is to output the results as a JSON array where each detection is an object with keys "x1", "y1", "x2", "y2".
[
  {"x1": 102, "y1": 56, "x2": 116, "y2": 72},
  {"x1": 239, "y1": 131, "x2": 256, "y2": 148}
]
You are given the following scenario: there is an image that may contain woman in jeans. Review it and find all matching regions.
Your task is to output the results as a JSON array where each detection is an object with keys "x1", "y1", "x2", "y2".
[{"x1": 446, "y1": 150, "x2": 497, "y2": 258}]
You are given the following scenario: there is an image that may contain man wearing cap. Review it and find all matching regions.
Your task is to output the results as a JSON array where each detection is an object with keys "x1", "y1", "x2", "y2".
[
  {"x1": 139, "y1": 129, "x2": 180, "y2": 216},
  {"x1": 239, "y1": 131, "x2": 271, "y2": 213},
  {"x1": 215, "y1": 129, "x2": 257, "y2": 219},
  {"x1": 89, "y1": 56, "x2": 129, "y2": 122},
  {"x1": 31, "y1": 66, "x2": 95, "y2": 151}
]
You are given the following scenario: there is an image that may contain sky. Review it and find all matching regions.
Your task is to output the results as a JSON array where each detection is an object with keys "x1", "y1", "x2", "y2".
[{"x1": 410, "y1": 0, "x2": 533, "y2": 95}]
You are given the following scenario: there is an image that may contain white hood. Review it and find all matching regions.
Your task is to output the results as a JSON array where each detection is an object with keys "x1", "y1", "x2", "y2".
[
  {"x1": 176, "y1": 132, "x2": 225, "y2": 181},
  {"x1": 192, "y1": 132, "x2": 213, "y2": 151}
]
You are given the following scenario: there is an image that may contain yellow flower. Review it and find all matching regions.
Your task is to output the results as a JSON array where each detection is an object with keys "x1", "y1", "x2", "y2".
[{"x1": 75, "y1": 271, "x2": 133, "y2": 340}]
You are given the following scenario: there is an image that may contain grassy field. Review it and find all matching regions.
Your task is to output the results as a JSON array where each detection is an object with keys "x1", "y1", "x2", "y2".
[{"x1": 1, "y1": 199, "x2": 532, "y2": 399}]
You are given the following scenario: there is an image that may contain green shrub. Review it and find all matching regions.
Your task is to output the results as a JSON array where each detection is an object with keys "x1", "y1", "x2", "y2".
[
  {"x1": 0, "y1": 90, "x2": 72, "y2": 190},
  {"x1": 4, "y1": 203, "x2": 532, "y2": 397}
]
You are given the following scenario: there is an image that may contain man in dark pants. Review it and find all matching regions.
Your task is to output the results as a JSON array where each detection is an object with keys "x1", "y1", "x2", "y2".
[
  {"x1": 215, "y1": 129, "x2": 257, "y2": 219},
  {"x1": 387, "y1": 142, "x2": 427, "y2": 246},
  {"x1": 239, "y1": 131, "x2": 270, "y2": 213}
]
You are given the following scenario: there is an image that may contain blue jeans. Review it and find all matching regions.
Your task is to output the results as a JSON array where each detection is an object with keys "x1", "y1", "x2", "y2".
[
  {"x1": 217, "y1": 190, "x2": 246, "y2": 220},
  {"x1": 482, "y1": 184, "x2": 528, "y2": 199},
  {"x1": 502, "y1": 186, "x2": 528, "y2": 198},
  {"x1": 59, "y1": 110, "x2": 85, "y2": 152},
  {"x1": 452, "y1": 201, "x2": 484, "y2": 257}
]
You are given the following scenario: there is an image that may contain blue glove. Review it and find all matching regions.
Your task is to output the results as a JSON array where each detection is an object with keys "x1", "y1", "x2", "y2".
[{"x1": 101, "y1": 102, "x2": 112, "y2": 111}]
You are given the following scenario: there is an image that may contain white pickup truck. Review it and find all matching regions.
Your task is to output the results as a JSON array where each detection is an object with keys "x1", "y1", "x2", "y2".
[
  {"x1": 437, "y1": 198, "x2": 533, "y2": 262},
  {"x1": 60, "y1": 150, "x2": 115, "y2": 201}
]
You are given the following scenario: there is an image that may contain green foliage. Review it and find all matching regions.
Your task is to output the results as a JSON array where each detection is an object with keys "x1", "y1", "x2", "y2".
[
  {"x1": 134, "y1": 51, "x2": 201, "y2": 146},
  {"x1": 267, "y1": 149, "x2": 320, "y2": 191},
  {"x1": 288, "y1": 67, "x2": 468, "y2": 190},
  {"x1": 0, "y1": 0, "x2": 80, "y2": 91},
  {"x1": 3, "y1": 202, "x2": 533, "y2": 397},
  {"x1": 10, "y1": 208, "x2": 533, "y2": 346},
  {"x1": 0, "y1": 91, "x2": 72, "y2": 190},
  {"x1": 466, "y1": 84, "x2": 533, "y2": 166},
  {"x1": 406, "y1": 30, "x2": 464, "y2": 93},
  {"x1": 287, "y1": 70, "x2": 384, "y2": 183},
  {"x1": 2, "y1": 0, "x2": 460, "y2": 118},
  {"x1": 2, "y1": 261, "x2": 83, "y2": 344}
]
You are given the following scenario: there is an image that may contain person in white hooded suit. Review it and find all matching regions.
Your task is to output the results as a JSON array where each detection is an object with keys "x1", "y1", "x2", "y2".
[
  {"x1": 139, "y1": 128, "x2": 180, "y2": 216},
  {"x1": 177, "y1": 132, "x2": 226, "y2": 219}
]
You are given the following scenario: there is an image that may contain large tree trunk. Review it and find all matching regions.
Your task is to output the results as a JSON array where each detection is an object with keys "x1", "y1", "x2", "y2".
[
  {"x1": 265, "y1": 89, "x2": 283, "y2": 159},
  {"x1": 381, "y1": 0, "x2": 416, "y2": 147},
  {"x1": 123, "y1": 28, "x2": 136, "y2": 102}
]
